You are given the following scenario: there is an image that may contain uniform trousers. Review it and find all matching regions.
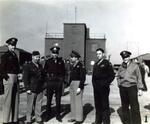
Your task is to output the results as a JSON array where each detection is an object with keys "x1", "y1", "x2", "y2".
[
  {"x1": 26, "y1": 91, "x2": 43, "y2": 122},
  {"x1": 93, "y1": 80, "x2": 110, "y2": 124},
  {"x1": 46, "y1": 79, "x2": 63, "y2": 117},
  {"x1": 119, "y1": 85, "x2": 141, "y2": 124},
  {"x1": 3, "y1": 74, "x2": 19, "y2": 123},
  {"x1": 69, "y1": 81, "x2": 83, "y2": 122}
]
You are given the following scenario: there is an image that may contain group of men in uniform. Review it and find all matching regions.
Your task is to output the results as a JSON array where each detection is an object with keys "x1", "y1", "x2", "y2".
[
  {"x1": 0, "y1": 37, "x2": 144, "y2": 124},
  {"x1": 0, "y1": 37, "x2": 86, "y2": 124},
  {"x1": 91, "y1": 49, "x2": 144, "y2": 124}
]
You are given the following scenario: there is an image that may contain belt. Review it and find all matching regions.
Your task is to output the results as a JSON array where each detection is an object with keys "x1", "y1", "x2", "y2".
[
  {"x1": 48, "y1": 73, "x2": 57, "y2": 77},
  {"x1": 71, "y1": 79, "x2": 80, "y2": 81}
]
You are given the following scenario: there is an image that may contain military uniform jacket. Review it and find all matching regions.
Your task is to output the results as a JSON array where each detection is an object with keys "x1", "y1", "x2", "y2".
[
  {"x1": 44, "y1": 57, "x2": 65, "y2": 79},
  {"x1": 70, "y1": 61, "x2": 86, "y2": 90},
  {"x1": 0, "y1": 50, "x2": 20, "y2": 80},
  {"x1": 117, "y1": 61, "x2": 143, "y2": 89},
  {"x1": 92, "y1": 59, "x2": 115, "y2": 86},
  {"x1": 23, "y1": 62, "x2": 45, "y2": 93}
]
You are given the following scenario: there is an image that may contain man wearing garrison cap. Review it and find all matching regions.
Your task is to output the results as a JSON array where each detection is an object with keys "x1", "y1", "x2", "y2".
[
  {"x1": 23, "y1": 51, "x2": 45, "y2": 124},
  {"x1": 0, "y1": 37, "x2": 20, "y2": 124},
  {"x1": 68, "y1": 50, "x2": 86, "y2": 124},
  {"x1": 92, "y1": 48, "x2": 115, "y2": 124},
  {"x1": 44, "y1": 44, "x2": 65, "y2": 122},
  {"x1": 117, "y1": 50, "x2": 143, "y2": 124}
]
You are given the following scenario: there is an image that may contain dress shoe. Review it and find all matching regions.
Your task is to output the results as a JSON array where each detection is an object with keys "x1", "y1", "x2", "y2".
[
  {"x1": 74, "y1": 121, "x2": 83, "y2": 124},
  {"x1": 26, "y1": 122, "x2": 31, "y2": 124},
  {"x1": 68, "y1": 119, "x2": 76, "y2": 122},
  {"x1": 18, "y1": 121, "x2": 25, "y2": 124},
  {"x1": 44, "y1": 115, "x2": 50, "y2": 122},
  {"x1": 56, "y1": 116, "x2": 62, "y2": 122},
  {"x1": 12, "y1": 122, "x2": 20, "y2": 124},
  {"x1": 36, "y1": 121, "x2": 44, "y2": 124},
  {"x1": 91, "y1": 122, "x2": 101, "y2": 124}
]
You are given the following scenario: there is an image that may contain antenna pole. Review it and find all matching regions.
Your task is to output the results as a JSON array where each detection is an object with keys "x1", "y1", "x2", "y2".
[
  {"x1": 75, "y1": 6, "x2": 77, "y2": 23},
  {"x1": 45, "y1": 22, "x2": 48, "y2": 37}
]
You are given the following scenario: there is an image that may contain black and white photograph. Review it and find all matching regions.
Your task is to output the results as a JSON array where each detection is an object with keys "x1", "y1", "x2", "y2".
[{"x1": 0, "y1": 0, "x2": 150, "y2": 124}]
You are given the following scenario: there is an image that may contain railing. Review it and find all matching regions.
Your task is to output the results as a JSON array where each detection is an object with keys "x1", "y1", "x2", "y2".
[
  {"x1": 89, "y1": 33, "x2": 106, "y2": 39},
  {"x1": 45, "y1": 33, "x2": 106, "y2": 39},
  {"x1": 45, "y1": 33, "x2": 64, "y2": 38}
]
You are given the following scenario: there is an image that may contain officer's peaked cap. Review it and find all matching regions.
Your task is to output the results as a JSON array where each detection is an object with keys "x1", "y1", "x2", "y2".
[
  {"x1": 70, "y1": 50, "x2": 81, "y2": 58},
  {"x1": 120, "y1": 50, "x2": 131, "y2": 59},
  {"x1": 50, "y1": 45, "x2": 60, "y2": 54},
  {"x1": 32, "y1": 51, "x2": 40, "y2": 56},
  {"x1": 6, "y1": 37, "x2": 18, "y2": 46}
]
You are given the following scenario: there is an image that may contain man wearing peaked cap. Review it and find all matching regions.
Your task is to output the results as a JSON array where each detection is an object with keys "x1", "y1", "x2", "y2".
[
  {"x1": 0, "y1": 37, "x2": 20, "y2": 124},
  {"x1": 44, "y1": 44, "x2": 65, "y2": 122},
  {"x1": 117, "y1": 50, "x2": 143, "y2": 124},
  {"x1": 120, "y1": 50, "x2": 131, "y2": 59},
  {"x1": 6, "y1": 37, "x2": 18, "y2": 46},
  {"x1": 50, "y1": 45, "x2": 60, "y2": 54}
]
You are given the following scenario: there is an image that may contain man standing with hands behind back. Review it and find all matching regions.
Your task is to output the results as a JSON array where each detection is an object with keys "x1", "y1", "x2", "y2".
[
  {"x1": 92, "y1": 48, "x2": 115, "y2": 124},
  {"x1": 117, "y1": 51, "x2": 143, "y2": 124}
]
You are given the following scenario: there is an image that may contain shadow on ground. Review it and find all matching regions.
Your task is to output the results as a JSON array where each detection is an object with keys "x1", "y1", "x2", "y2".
[
  {"x1": 18, "y1": 116, "x2": 26, "y2": 124},
  {"x1": 41, "y1": 104, "x2": 70, "y2": 122},
  {"x1": 83, "y1": 103, "x2": 94, "y2": 122},
  {"x1": 144, "y1": 104, "x2": 150, "y2": 111},
  {"x1": 110, "y1": 107, "x2": 115, "y2": 114},
  {"x1": 62, "y1": 91, "x2": 70, "y2": 96},
  {"x1": 82, "y1": 103, "x2": 115, "y2": 123},
  {"x1": 117, "y1": 106, "x2": 124, "y2": 123},
  {"x1": 61, "y1": 104, "x2": 70, "y2": 118},
  {"x1": 117, "y1": 106, "x2": 150, "y2": 124}
]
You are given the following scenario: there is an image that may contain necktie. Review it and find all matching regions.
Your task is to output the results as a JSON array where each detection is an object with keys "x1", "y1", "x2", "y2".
[{"x1": 122, "y1": 62, "x2": 127, "y2": 68}]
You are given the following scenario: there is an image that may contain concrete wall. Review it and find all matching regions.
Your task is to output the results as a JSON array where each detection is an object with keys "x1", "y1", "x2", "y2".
[
  {"x1": 86, "y1": 38, "x2": 106, "y2": 74},
  {"x1": 44, "y1": 23, "x2": 106, "y2": 73},
  {"x1": 45, "y1": 38, "x2": 64, "y2": 57},
  {"x1": 63, "y1": 23, "x2": 86, "y2": 60}
]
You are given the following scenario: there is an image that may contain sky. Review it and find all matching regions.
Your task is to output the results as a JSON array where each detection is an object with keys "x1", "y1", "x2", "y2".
[{"x1": 0, "y1": 0, "x2": 150, "y2": 64}]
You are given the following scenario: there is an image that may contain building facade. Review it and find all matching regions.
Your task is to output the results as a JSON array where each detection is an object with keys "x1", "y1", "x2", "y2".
[{"x1": 45, "y1": 23, "x2": 106, "y2": 74}]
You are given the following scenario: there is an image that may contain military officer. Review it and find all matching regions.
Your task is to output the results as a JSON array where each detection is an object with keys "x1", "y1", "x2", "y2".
[
  {"x1": 44, "y1": 44, "x2": 65, "y2": 122},
  {"x1": 0, "y1": 37, "x2": 20, "y2": 124},
  {"x1": 23, "y1": 51, "x2": 45, "y2": 124},
  {"x1": 92, "y1": 48, "x2": 115, "y2": 124},
  {"x1": 117, "y1": 51, "x2": 143, "y2": 124},
  {"x1": 68, "y1": 50, "x2": 86, "y2": 124}
]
